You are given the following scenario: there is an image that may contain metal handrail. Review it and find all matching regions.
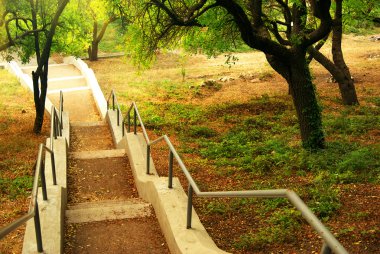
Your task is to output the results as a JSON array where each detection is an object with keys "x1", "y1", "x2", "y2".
[
  {"x1": 0, "y1": 144, "x2": 58, "y2": 252},
  {"x1": 50, "y1": 91, "x2": 64, "y2": 150},
  {"x1": 107, "y1": 90, "x2": 151, "y2": 173},
  {"x1": 107, "y1": 91, "x2": 348, "y2": 254},
  {"x1": 0, "y1": 92, "x2": 64, "y2": 253},
  {"x1": 107, "y1": 89, "x2": 123, "y2": 130}
]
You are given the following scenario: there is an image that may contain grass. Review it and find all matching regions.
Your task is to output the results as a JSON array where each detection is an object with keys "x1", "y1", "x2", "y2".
[{"x1": 0, "y1": 70, "x2": 50, "y2": 253}]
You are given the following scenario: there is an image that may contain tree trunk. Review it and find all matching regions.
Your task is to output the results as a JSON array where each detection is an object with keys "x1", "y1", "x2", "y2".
[
  {"x1": 268, "y1": 52, "x2": 325, "y2": 150},
  {"x1": 32, "y1": 64, "x2": 49, "y2": 133},
  {"x1": 289, "y1": 55, "x2": 324, "y2": 150},
  {"x1": 30, "y1": 0, "x2": 69, "y2": 134},
  {"x1": 331, "y1": 0, "x2": 359, "y2": 105},
  {"x1": 88, "y1": 17, "x2": 116, "y2": 61},
  {"x1": 88, "y1": 40, "x2": 99, "y2": 61}
]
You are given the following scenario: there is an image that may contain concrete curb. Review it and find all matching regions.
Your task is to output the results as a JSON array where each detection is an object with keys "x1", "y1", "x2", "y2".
[{"x1": 107, "y1": 110, "x2": 229, "y2": 254}]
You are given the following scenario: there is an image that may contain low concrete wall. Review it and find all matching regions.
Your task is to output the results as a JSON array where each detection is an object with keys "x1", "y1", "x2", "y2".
[
  {"x1": 22, "y1": 114, "x2": 69, "y2": 254},
  {"x1": 107, "y1": 109, "x2": 124, "y2": 148},
  {"x1": 64, "y1": 57, "x2": 107, "y2": 119},
  {"x1": 45, "y1": 137, "x2": 68, "y2": 206},
  {"x1": 107, "y1": 110, "x2": 228, "y2": 254},
  {"x1": 22, "y1": 186, "x2": 64, "y2": 254},
  {"x1": 124, "y1": 133, "x2": 228, "y2": 254}
]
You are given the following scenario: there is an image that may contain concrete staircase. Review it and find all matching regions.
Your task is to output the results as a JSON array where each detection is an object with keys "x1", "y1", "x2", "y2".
[{"x1": 64, "y1": 123, "x2": 169, "y2": 253}]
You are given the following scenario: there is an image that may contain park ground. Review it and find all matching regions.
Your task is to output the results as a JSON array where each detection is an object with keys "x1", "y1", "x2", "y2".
[{"x1": 1, "y1": 31, "x2": 379, "y2": 253}]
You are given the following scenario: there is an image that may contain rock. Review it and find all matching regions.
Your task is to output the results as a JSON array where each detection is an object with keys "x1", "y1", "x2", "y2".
[
  {"x1": 239, "y1": 73, "x2": 255, "y2": 80},
  {"x1": 250, "y1": 78, "x2": 260, "y2": 83},
  {"x1": 22, "y1": 109, "x2": 27, "y2": 113},
  {"x1": 370, "y1": 35, "x2": 380, "y2": 41},
  {"x1": 219, "y1": 76, "x2": 234, "y2": 82}
]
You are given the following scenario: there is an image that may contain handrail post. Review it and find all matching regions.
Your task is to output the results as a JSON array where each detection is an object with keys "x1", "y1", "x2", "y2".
[
  {"x1": 117, "y1": 108, "x2": 120, "y2": 126},
  {"x1": 168, "y1": 151, "x2": 173, "y2": 188},
  {"x1": 59, "y1": 91, "x2": 63, "y2": 131},
  {"x1": 122, "y1": 120, "x2": 125, "y2": 136},
  {"x1": 34, "y1": 202, "x2": 43, "y2": 253},
  {"x1": 127, "y1": 112, "x2": 131, "y2": 133},
  {"x1": 50, "y1": 106, "x2": 55, "y2": 150},
  {"x1": 112, "y1": 93, "x2": 115, "y2": 110},
  {"x1": 53, "y1": 110, "x2": 58, "y2": 140},
  {"x1": 50, "y1": 152, "x2": 57, "y2": 185},
  {"x1": 146, "y1": 145, "x2": 151, "y2": 174},
  {"x1": 321, "y1": 242, "x2": 332, "y2": 254},
  {"x1": 55, "y1": 112, "x2": 60, "y2": 137},
  {"x1": 187, "y1": 185, "x2": 193, "y2": 229},
  {"x1": 40, "y1": 159, "x2": 47, "y2": 201},
  {"x1": 134, "y1": 108, "x2": 137, "y2": 134}
]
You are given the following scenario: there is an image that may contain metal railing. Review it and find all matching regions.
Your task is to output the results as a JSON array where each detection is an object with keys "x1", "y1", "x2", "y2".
[
  {"x1": 50, "y1": 91, "x2": 64, "y2": 150},
  {"x1": 107, "y1": 91, "x2": 348, "y2": 254},
  {"x1": 0, "y1": 91, "x2": 64, "y2": 253}
]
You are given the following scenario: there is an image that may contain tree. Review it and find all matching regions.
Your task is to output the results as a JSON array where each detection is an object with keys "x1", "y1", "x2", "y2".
[
  {"x1": 308, "y1": 0, "x2": 359, "y2": 105},
  {"x1": 62, "y1": 0, "x2": 128, "y2": 61},
  {"x1": 130, "y1": 0, "x2": 333, "y2": 150},
  {"x1": 85, "y1": 0, "x2": 118, "y2": 61},
  {"x1": 0, "y1": 0, "x2": 70, "y2": 133}
]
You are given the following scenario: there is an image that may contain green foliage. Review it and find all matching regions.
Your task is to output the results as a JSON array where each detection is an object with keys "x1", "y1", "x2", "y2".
[
  {"x1": 0, "y1": 0, "x2": 70, "y2": 62},
  {"x1": 308, "y1": 181, "x2": 341, "y2": 220},
  {"x1": 183, "y1": 8, "x2": 246, "y2": 56},
  {"x1": 141, "y1": 102, "x2": 205, "y2": 131},
  {"x1": 0, "y1": 176, "x2": 33, "y2": 199},
  {"x1": 342, "y1": 0, "x2": 380, "y2": 33},
  {"x1": 206, "y1": 201, "x2": 228, "y2": 215},
  {"x1": 188, "y1": 126, "x2": 217, "y2": 138},
  {"x1": 337, "y1": 147, "x2": 380, "y2": 180},
  {"x1": 234, "y1": 208, "x2": 301, "y2": 250},
  {"x1": 325, "y1": 115, "x2": 380, "y2": 136}
]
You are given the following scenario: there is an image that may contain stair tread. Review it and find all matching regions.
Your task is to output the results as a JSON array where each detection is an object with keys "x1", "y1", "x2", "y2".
[
  {"x1": 70, "y1": 149, "x2": 125, "y2": 159},
  {"x1": 66, "y1": 199, "x2": 152, "y2": 223}
]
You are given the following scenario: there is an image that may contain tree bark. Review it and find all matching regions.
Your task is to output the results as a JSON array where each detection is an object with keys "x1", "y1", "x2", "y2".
[
  {"x1": 270, "y1": 51, "x2": 325, "y2": 150},
  {"x1": 289, "y1": 55, "x2": 324, "y2": 149},
  {"x1": 331, "y1": 0, "x2": 359, "y2": 105},
  {"x1": 88, "y1": 17, "x2": 116, "y2": 61},
  {"x1": 88, "y1": 40, "x2": 99, "y2": 61},
  {"x1": 32, "y1": 64, "x2": 48, "y2": 133}
]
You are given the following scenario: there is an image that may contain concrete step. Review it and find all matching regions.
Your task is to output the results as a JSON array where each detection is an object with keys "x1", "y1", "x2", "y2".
[
  {"x1": 66, "y1": 199, "x2": 152, "y2": 223},
  {"x1": 67, "y1": 156, "x2": 138, "y2": 203},
  {"x1": 48, "y1": 76, "x2": 87, "y2": 90},
  {"x1": 48, "y1": 90, "x2": 101, "y2": 122},
  {"x1": 70, "y1": 121, "x2": 106, "y2": 127},
  {"x1": 21, "y1": 63, "x2": 82, "y2": 78},
  {"x1": 70, "y1": 124, "x2": 114, "y2": 152},
  {"x1": 70, "y1": 149, "x2": 125, "y2": 159}
]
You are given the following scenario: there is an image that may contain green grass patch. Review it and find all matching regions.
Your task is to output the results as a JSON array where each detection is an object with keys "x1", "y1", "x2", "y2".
[
  {"x1": 234, "y1": 208, "x2": 301, "y2": 250},
  {"x1": 0, "y1": 176, "x2": 33, "y2": 199}
]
